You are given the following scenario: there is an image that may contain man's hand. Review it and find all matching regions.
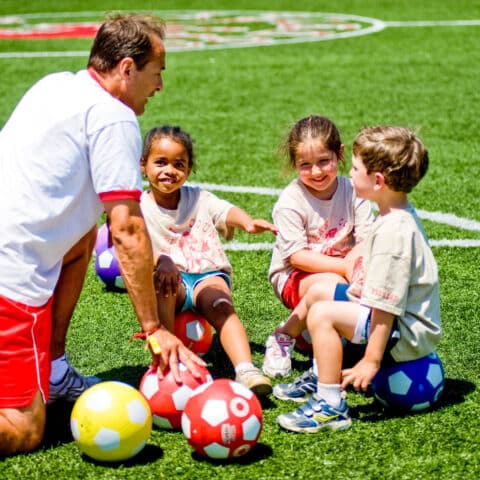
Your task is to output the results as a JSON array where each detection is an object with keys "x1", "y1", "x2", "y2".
[{"x1": 148, "y1": 327, "x2": 206, "y2": 382}]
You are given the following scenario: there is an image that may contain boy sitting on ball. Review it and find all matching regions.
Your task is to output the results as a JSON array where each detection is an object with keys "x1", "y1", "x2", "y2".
[{"x1": 276, "y1": 125, "x2": 442, "y2": 433}]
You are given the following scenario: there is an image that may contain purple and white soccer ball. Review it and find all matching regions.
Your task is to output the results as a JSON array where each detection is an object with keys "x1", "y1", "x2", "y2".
[
  {"x1": 94, "y1": 223, "x2": 126, "y2": 291},
  {"x1": 371, "y1": 352, "x2": 445, "y2": 412}
]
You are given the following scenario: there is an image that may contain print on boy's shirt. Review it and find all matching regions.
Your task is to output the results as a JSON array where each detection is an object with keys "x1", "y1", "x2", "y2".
[
  {"x1": 368, "y1": 287, "x2": 400, "y2": 303},
  {"x1": 348, "y1": 256, "x2": 364, "y2": 298}
]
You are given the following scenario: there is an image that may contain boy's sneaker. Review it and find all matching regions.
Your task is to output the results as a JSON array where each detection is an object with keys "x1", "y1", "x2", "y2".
[
  {"x1": 277, "y1": 393, "x2": 351, "y2": 433},
  {"x1": 235, "y1": 366, "x2": 272, "y2": 397},
  {"x1": 48, "y1": 365, "x2": 101, "y2": 404},
  {"x1": 262, "y1": 332, "x2": 295, "y2": 378},
  {"x1": 273, "y1": 367, "x2": 317, "y2": 403}
]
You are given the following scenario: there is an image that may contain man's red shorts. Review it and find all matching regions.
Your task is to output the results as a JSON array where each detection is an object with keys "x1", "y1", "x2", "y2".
[
  {"x1": 281, "y1": 269, "x2": 310, "y2": 310},
  {"x1": 0, "y1": 295, "x2": 52, "y2": 408}
]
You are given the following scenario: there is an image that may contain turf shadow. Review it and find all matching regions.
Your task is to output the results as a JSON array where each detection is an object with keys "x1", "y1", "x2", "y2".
[
  {"x1": 80, "y1": 443, "x2": 163, "y2": 467},
  {"x1": 350, "y1": 377, "x2": 475, "y2": 423},
  {"x1": 434, "y1": 377, "x2": 475, "y2": 408},
  {"x1": 189, "y1": 441, "x2": 273, "y2": 465},
  {"x1": 43, "y1": 400, "x2": 75, "y2": 448}
]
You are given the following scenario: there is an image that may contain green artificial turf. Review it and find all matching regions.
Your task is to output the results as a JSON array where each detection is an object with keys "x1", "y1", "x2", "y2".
[{"x1": 0, "y1": 1, "x2": 479, "y2": 478}]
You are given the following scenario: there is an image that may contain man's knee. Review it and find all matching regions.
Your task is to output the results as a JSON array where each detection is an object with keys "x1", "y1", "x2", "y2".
[{"x1": 0, "y1": 395, "x2": 46, "y2": 455}]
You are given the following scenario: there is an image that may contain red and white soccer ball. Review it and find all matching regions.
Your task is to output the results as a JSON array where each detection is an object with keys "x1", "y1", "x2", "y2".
[
  {"x1": 181, "y1": 379, "x2": 263, "y2": 459},
  {"x1": 174, "y1": 310, "x2": 213, "y2": 356},
  {"x1": 295, "y1": 328, "x2": 313, "y2": 353},
  {"x1": 139, "y1": 363, "x2": 212, "y2": 430}
]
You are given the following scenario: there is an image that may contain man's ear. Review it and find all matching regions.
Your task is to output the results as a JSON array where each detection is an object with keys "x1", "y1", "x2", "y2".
[{"x1": 118, "y1": 57, "x2": 135, "y2": 78}]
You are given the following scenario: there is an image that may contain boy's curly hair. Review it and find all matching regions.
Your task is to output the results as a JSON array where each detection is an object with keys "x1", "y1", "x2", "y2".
[{"x1": 352, "y1": 126, "x2": 429, "y2": 193}]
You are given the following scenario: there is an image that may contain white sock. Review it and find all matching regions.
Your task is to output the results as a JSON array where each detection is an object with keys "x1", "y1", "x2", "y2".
[
  {"x1": 316, "y1": 382, "x2": 342, "y2": 408},
  {"x1": 312, "y1": 358, "x2": 318, "y2": 376},
  {"x1": 235, "y1": 362, "x2": 255, "y2": 373}
]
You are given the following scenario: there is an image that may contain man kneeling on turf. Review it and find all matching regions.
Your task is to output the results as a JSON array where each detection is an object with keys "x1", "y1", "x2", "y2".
[{"x1": 0, "y1": 14, "x2": 204, "y2": 455}]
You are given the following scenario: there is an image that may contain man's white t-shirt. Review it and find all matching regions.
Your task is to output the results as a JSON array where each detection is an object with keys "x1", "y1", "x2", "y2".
[
  {"x1": 0, "y1": 70, "x2": 143, "y2": 306},
  {"x1": 268, "y1": 177, "x2": 373, "y2": 299}
]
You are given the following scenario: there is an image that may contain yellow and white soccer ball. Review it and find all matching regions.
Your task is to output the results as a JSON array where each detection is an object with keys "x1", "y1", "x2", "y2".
[{"x1": 70, "y1": 381, "x2": 152, "y2": 462}]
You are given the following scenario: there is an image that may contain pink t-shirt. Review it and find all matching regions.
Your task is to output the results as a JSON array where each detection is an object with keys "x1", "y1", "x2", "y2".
[
  {"x1": 140, "y1": 187, "x2": 234, "y2": 275},
  {"x1": 268, "y1": 176, "x2": 373, "y2": 299}
]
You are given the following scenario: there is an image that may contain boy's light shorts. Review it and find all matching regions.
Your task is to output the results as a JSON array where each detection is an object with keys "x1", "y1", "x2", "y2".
[
  {"x1": 180, "y1": 271, "x2": 231, "y2": 312},
  {"x1": 351, "y1": 304, "x2": 400, "y2": 349},
  {"x1": 0, "y1": 295, "x2": 52, "y2": 408}
]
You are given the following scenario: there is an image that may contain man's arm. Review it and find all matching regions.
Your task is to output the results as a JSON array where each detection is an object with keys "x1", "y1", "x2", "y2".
[
  {"x1": 104, "y1": 199, "x2": 205, "y2": 379},
  {"x1": 105, "y1": 199, "x2": 158, "y2": 332}
]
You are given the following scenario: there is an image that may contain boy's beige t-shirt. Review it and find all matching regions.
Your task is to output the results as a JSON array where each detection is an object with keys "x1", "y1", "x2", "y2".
[
  {"x1": 268, "y1": 176, "x2": 374, "y2": 299},
  {"x1": 348, "y1": 206, "x2": 441, "y2": 361},
  {"x1": 140, "y1": 186, "x2": 234, "y2": 275}
]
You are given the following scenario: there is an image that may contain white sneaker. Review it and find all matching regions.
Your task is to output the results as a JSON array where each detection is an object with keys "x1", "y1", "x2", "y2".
[{"x1": 262, "y1": 332, "x2": 295, "y2": 378}]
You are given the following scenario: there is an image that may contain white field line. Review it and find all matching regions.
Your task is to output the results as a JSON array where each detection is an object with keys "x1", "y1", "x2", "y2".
[
  {"x1": 384, "y1": 20, "x2": 480, "y2": 27},
  {"x1": 0, "y1": 15, "x2": 478, "y2": 59},
  {"x1": 186, "y1": 182, "x2": 480, "y2": 250}
]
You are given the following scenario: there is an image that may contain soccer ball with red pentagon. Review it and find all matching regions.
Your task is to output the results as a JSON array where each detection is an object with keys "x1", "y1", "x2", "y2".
[
  {"x1": 371, "y1": 352, "x2": 445, "y2": 412},
  {"x1": 181, "y1": 379, "x2": 263, "y2": 459},
  {"x1": 139, "y1": 363, "x2": 212, "y2": 430},
  {"x1": 94, "y1": 223, "x2": 126, "y2": 291},
  {"x1": 174, "y1": 310, "x2": 213, "y2": 356},
  {"x1": 70, "y1": 381, "x2": 152, "y2": 462},
  {"x1": 294, "y1": 328, "x2": 312, "y2": 352}
]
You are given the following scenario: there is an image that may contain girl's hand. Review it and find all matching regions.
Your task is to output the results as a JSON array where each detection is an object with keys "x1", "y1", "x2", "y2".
[
  {"x1": 341, "y1": 358, "x2": 380, "y2": 392},
  {"x1": 245, "y1": 219, "x2": 278, "y2": 235},
  {"x1": 154, "y1": 255, "x2": 181, "y2": 298},
  {"x1": 343, "y1": 243, "x2": 364, "y2": 282}
]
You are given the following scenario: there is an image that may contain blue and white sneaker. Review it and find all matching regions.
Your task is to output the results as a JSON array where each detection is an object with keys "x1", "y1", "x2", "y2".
[
  {"x1": 277, "y1": 393, "x2": 352, "y2": 433},
  {"x1": 48, "y1": 363, "x2": 101, "y2": 404},
  {"x1": 273, "y1": 367, "x2": 317, "y2": 403}
]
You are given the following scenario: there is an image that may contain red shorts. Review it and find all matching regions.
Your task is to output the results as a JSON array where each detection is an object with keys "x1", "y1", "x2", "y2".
[
  {"x1": 0, "y1": 295, "x2": 53, "y2": 408},
  {"x1": 281, "y1": 270, "x2": 311, "y2": 310}
]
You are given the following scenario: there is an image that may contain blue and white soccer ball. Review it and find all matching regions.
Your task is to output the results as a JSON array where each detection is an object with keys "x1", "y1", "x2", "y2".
[
  {"x1": 94, "y1": 223, "x2": 126, "y2": 291},
  {"x1": 371, "y1": 352, "x2": 445, "y2": 412}
]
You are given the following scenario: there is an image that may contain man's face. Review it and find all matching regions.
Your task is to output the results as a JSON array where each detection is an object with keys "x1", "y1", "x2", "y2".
[{"x1": 121, "y1": 34, "x2": 165, "y2": 115}]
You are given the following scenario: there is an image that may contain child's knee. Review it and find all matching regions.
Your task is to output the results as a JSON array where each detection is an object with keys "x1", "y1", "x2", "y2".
[
  {"x1": 202, "y1": 297, "x2": 235, "y2": 327},
  {"x1": 306, "y1": 302, "x2": 328, "y2": 330},
  {"x1": 305, "y1": 282, "x2": 336, "y2": 306},
  {"x1": 210, "y1": 297, "x2": 234, "y2": 317}
]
